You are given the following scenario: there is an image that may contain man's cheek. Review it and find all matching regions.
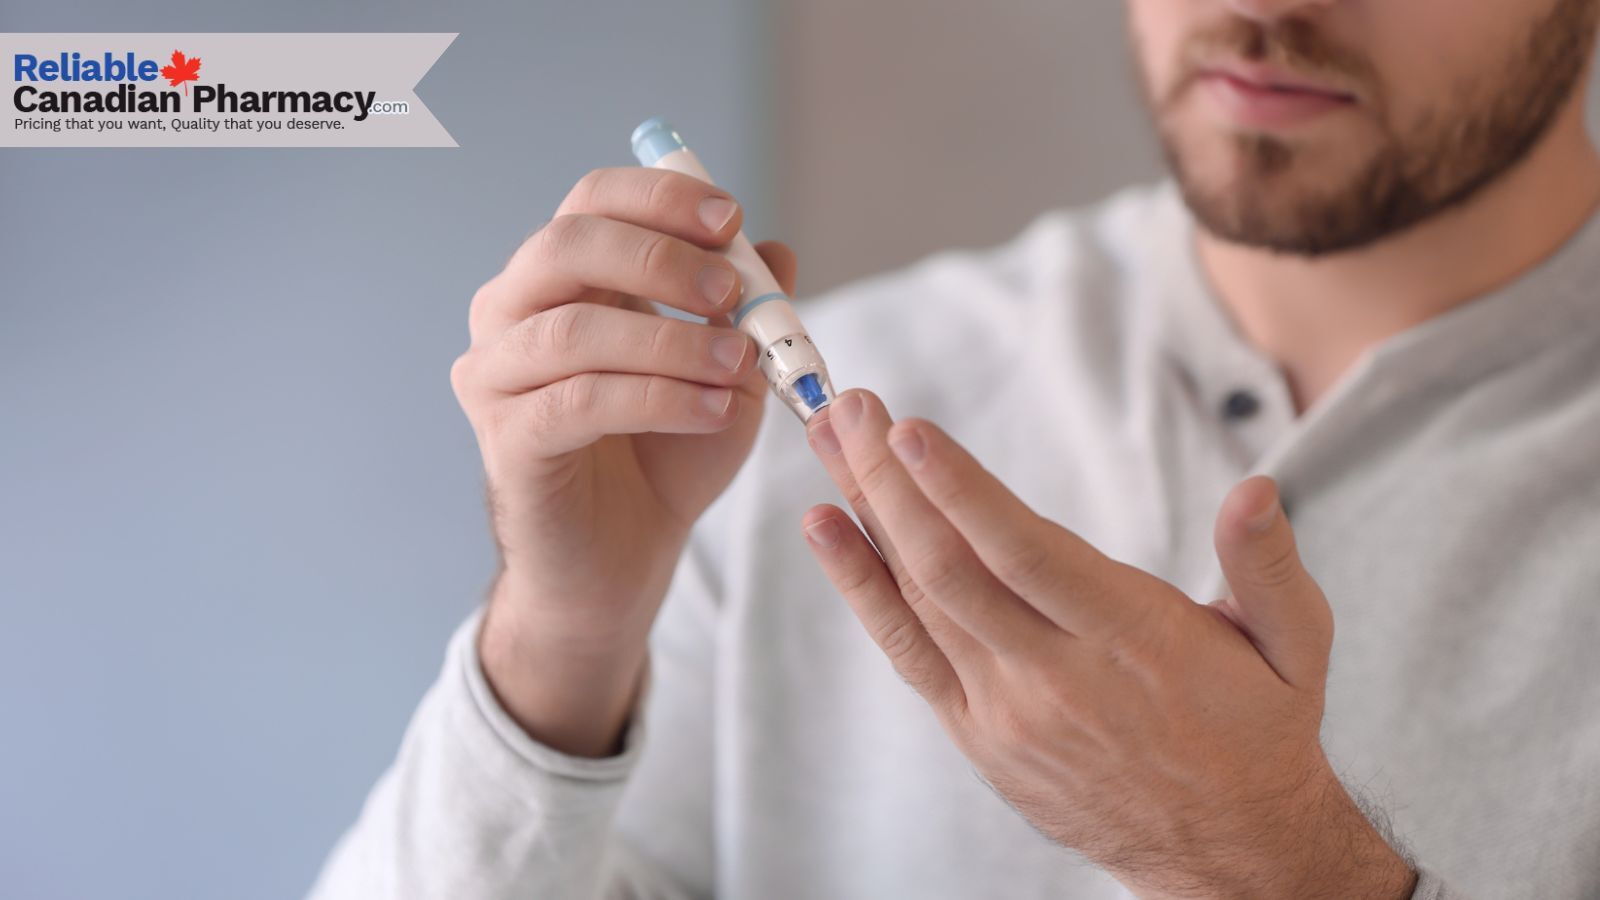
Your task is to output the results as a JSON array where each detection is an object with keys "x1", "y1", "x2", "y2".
[{"x1": 1123, "y1": 1, "x2": 1175, "y2": 92}]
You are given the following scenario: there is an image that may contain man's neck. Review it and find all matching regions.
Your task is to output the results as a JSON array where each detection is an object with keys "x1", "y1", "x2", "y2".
[{"x1": 1194, "y1": 98, "x2": 1600, "y2": 415}]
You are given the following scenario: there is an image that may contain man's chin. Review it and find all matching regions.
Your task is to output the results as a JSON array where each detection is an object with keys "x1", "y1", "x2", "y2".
[
  {"x1": 1175, "y1": 182, "x2": 1369, "y2": 258},
  {"x1": 1164, "y1": 141, "x2": 1395, "y2": 256}
]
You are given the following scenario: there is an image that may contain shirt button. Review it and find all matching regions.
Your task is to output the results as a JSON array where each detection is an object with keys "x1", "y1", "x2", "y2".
[{"x1": 1221, "y1": 389, "x2": 1260, "y2": 421}]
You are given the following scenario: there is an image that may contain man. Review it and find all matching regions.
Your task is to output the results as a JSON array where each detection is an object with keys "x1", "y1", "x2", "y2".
[{"x1": 312, "y1": 0, "x2": 1600, "y2": 896}]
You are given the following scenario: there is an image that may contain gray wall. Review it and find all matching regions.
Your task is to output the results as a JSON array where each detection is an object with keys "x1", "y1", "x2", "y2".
[
  {"x1": 773, "y1": 0, "x2": 1163, "y2": 291},
  {"x1": 0, "y1": 2, "x2": 766, "y2": 898}
]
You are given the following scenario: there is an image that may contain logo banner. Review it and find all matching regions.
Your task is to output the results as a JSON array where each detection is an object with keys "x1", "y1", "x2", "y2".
[{"x1": 2, "y1": 33, "x2": 457, "y2": 147}]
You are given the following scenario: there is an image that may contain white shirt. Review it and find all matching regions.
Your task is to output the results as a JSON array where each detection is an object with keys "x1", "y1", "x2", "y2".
[{"x1": 310, "y1": 181, "x2": 1600, "y2": 899}]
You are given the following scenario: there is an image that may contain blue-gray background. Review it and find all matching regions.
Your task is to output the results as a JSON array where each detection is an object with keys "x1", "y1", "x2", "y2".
[
  {"x1": 0, "y1": 2, "x2": 768, "y2": 898},
  {"x1": 6, "y1": 3, "x2": 1596, "y2": 899}
]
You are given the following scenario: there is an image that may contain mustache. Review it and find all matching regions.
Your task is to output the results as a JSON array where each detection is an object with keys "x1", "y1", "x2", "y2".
[{"x1": 1168, "y1": 17, "x2": 1380, "y2": 105}]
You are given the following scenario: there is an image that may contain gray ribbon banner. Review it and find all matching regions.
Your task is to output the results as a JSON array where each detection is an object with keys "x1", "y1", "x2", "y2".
[{"x1": 2, "y1": 33, "x2": 456, "y2": 147}]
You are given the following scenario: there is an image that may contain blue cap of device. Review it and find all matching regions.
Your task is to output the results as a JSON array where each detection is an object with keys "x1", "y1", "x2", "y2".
[{"x1": 631, "y1": 116, "x2": 688, "y2": 166}]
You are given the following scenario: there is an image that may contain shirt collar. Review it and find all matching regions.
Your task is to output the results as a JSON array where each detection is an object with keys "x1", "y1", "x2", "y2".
[{"x1": 1147, "y1": 179, "x2": 1600, "y2": 417}]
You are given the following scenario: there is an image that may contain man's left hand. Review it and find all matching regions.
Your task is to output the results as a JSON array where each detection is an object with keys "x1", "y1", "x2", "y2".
[{"x1": 801, "y1": 389, "x2": 1417, "y2": 900}]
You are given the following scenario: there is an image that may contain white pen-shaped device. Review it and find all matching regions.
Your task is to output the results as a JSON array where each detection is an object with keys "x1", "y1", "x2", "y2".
[{"x1": 631, "y1": 117, "x2": 837, "y2": 423}]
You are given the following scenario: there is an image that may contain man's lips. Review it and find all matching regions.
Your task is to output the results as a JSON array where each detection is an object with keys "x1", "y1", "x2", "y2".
[
  {"x1": 1198, "y1": 62, "x2": 1358, "y2": 101},
  {"x1": 1190, "y1": 62, "x2": 1359, "y2": 129}
]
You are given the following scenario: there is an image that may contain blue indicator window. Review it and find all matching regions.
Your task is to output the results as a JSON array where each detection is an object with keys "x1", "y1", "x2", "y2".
[{"x1": 793, "y1": 373, "x2": 829, "y2": 410}]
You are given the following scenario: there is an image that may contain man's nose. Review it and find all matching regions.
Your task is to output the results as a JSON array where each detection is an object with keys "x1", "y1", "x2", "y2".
[{"x1": 1221, "y1": 0, "x2": 1339, "y2": 23}]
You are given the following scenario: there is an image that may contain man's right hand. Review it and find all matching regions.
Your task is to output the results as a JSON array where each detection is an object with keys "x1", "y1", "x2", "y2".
[{"x1": 451, "y1": 166, "x2": 798, "y2": 757}]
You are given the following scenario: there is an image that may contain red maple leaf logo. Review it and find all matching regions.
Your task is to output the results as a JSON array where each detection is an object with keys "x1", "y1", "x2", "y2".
[{"x1": 160, "y1": 50, "x2": 201, "y2": 95}]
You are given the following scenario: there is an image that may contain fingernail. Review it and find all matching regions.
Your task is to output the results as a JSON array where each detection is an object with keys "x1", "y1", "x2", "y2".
[
  {"x1": 831, "y1": 392, "x2": 862, "y2": 431},
  {"x1": 698, "y1": 196, "x2": 738, "y2": 233},
  {"x1": 710, "y1": 334, "x2": 748, "y2": 371},
  {"x1": 804, "y1": 518, "x2": 841, "y2": 548},
  {"x1": 888, "y1": 428, "x2": 925, "y2": 466},
  {"x1": 697, "y1": 265, "x2": 737, "y2": 309},
  {"x1": 809, "y1": 420, "x2": 841, "y2": 455},
  {"x1": 1247, "y1": 498, "x2": 1279, "y2": 534},
  {"x1": 700, "y1": 387, "x2": 733, "y2": 415}
]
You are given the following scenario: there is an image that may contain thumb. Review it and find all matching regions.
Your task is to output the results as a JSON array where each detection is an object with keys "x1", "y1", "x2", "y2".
[
  {"x1": 1212, "y1": 476, "x2": 1333, "y2": 690},
  {"x1": 754, "y1": 239, "x2": 799, "y2": 297}
]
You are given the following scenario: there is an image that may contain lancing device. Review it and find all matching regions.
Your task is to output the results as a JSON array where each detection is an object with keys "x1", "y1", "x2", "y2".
[{"x1": 631, "y1": 116, "x2": 837, "y2": 423}]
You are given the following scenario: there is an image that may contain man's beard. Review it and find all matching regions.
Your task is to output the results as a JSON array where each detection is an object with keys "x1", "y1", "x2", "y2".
[{"x1": 1146, "y1": 0, "x2": 1600, "y2": 258}]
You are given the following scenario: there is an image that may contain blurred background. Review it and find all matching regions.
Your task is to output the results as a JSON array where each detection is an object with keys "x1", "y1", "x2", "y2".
[{"x1": 7, "y1": 2, "x2": 1588, "y2": 898}]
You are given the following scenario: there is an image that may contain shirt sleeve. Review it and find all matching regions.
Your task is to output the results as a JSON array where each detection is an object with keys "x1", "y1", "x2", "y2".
[
  {"x1": 1410, "y1": 866, "x2": 1474, "y2": 900},
  {"x1": 306, "y1": 531, "x2": 722, "y2": 900}
]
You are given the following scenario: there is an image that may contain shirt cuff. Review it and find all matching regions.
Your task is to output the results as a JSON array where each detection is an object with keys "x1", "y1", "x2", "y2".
[
  {"x1": 449, "y1": 605, "x2": 653, "y2": 784},
  {"x1": 1409, "y1": 865, "x2": 1465, "y2": 900}
]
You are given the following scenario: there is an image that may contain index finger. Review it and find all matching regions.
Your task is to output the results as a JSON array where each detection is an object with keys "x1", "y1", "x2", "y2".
[
  {"x1": 885, "y1": 417, "x2": 1133, "y2": 640},
  {"x1": 804, "y1": 399, "x2": 999, "y2": 667},
  {"x1": 819, "y1": 391, "x2": 1058, "y2": 655},
  {"x1": 557, "y1": 167, "x2": 744, "y2": 249}
]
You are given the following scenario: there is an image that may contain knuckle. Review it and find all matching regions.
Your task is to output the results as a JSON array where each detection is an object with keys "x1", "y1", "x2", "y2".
[
  {"x1": 852, "y1": 452, "x2": 903, "y2": 498},
  {"x1": 877, "y1": 616, "x2": 927, "y2": 667},
  {"x1": 467, "y1": 280, "x2": 496, "y2": 332},
  {"x1": 928, "y1": 470, "x2": 976, "y2": 508},
  {"x1": 526, "y1": 304, "x2": 587, "y2": 358},
  {"x1": 1100, "y1": 593, "x2": 1169, "y2": 663},
  {"x1": 840, "y1": 478, "x2": 872, "y2": 510},
  {"x1": 906, "y1": 544, "x2": 965, "y2": 597},
  {"x1": 641, "y1": 170, "x2": 678, "y2": 217},
  {"x1": 536, "y1": 213, "x2": 589, "y2": 265},
  {"x1": 509, "y1": 219, "x2": 550, "y2": 266},
  {"x1": 643, "y1": 316, "x2": 678, "y2": 361},
  {"x1": 891, "y1": 562, "x2": 920, "y2": 600},
  {"x1": 560, "y1": 371, "x2": 603, "y2": 419},
  {"x1": 835, "y1": 559, "x2": 885, "y2": 598},
  {"x1": 448, "y1": 351, "x2": 475, "y2": 399},
  {"x1": 638, "y1": 373, "x2": 667, "y2": 415},
  {"x1": 894, "y1": 573, "x2": 941, "y2": 624},
  {"x1": 1252, "y1": 543, "x2": 1303, "y2": 589},
  {"x1": 568, "y1": 168, "x2": 606, "y2": 209},
  {"x1": 633, "y1": 231, "x2": 678, "y2": 280},
  {"x1": 995, "y1": 539, "x2": 1054, "y2": 587}
]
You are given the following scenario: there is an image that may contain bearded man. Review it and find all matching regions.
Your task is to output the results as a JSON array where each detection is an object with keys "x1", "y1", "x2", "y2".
[{"x1": 314, "y1": 2, "x2": 1600, "y2": 897}]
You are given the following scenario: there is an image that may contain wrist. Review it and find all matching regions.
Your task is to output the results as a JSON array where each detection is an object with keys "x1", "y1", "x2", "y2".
[
  {"x1": 1296, "y1": 775, "x2": 1417, "y2": 900},
  {"x1": 476, "y1": 575, "x2": 653, "y2": 758},
  {"x1": 489, "y1": 565, "x2": 659, "y2": 651},
  {"x1": 1128, "y1": 756, "x2": 1416, "y2": 900},
  {"x1": 1231, "y1": 758, "x2": 1417, "y2": 900}
]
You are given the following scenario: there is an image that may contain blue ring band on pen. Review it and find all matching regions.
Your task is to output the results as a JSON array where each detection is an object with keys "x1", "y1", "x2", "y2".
[{"x1": 733, "y1": 292, "x2": 787, "y2": 326}]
